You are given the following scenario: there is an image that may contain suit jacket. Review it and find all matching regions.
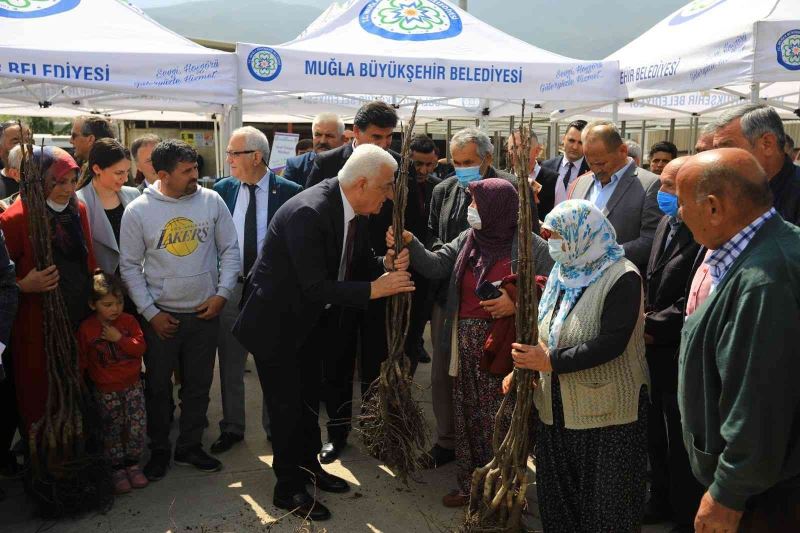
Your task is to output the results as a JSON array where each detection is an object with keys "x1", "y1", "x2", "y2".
[
  {"x1": 0, "y1": 228, "x2": 18, "y2": 363},
  {"x1": 534, "y1": 165, "x2": 560, "y2": 220},
  {"x1": 412, "y1": 176, "x2": 442, "y2": 249},
  {"x1": 233, "y1": 179, "x2": 383, "y2": 364},
  {"x1": 282, "y1": 151, "x2": 316, "y2": 188},
  {"x1": 305, "y1": 143, "x2": 403, "y2": 189},
  {"x1": 213, "y1": 170, "x2": 303, "y2": 226},
  {"x1": 569, "y1": 163, "x2": 661, "y2": 274},
  {"x1": 429, "y1": 166, "x2": 517, "y2": 250},
  {"x1": 76, "y1": 183, "x2": 140, "y2": 274},
  {"x1": 541, "y1": 155, "x2": 590, "y2": 177},
  {"x1": 645, "y1": 216, "x2": 701, "y2": 347}
]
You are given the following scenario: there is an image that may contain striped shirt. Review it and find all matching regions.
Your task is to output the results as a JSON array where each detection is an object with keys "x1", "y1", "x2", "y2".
[{"x1": 706, "y1": 208, "x2": 777, "y2": 289}]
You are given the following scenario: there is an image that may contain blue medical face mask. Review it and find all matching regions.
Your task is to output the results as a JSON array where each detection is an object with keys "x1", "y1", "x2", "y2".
[
  {"x1": 454, "y1": 162, "x2": 483, "y2": 186},
  {"x1": 657, "y1": 190, "x2": 679, "y2": 217}
]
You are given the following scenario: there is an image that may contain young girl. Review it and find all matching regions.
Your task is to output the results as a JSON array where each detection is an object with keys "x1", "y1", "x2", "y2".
[{"x1": 78, "y1": 269, "x2": 148, "y2": 494}]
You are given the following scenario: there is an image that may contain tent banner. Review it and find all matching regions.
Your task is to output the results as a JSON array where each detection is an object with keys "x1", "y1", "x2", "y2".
[
  {"x1": 238, "y1": 43, "x2": 616, "y2": 102},
  {"x1": 755, "y1": 20, "x2": 800, "y2": 82}
]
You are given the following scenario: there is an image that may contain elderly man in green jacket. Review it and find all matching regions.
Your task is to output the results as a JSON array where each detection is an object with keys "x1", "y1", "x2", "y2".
[{"x1": 676, "y1": 147, "x2": 800, "y2": 532}]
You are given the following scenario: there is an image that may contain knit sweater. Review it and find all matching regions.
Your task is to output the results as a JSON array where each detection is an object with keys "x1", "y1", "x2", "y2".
[
  {"x1": 534, "y1": 259, "x2": 649, "y2": 430},
  {"x1": 679, "y1": 215, "x2": 800, "y2": 511}
]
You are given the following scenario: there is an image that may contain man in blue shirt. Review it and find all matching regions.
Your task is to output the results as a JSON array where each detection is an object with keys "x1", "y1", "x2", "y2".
[{"x1": 569, "y1": 121, "x2": 661, "y2": 275}]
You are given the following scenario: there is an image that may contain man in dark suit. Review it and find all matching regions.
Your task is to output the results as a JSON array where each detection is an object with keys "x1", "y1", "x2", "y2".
[
  {"x1": 233, "y1": 144, "x2": 414, "y2": 521},
  {"x1": 541, "y1": 119, "x2": 590, "y2": 209},
  {"x1": 283, "y1": 112, "x2": 346, "y2": 187},
  {"x1": 569, "y1": 120, "x2": 661, "y2": 275},
  {"x1": 406, "y1": 134, "x2": 442, "y2": 366},
  {"x1": 642, "y1": 157, "x2": 704, "y2": 530},
  {"x1": 131, "y1": 134, "x2": 162, "y2": 192},
  {"x1": 211, "y1": 126, "x2": 303, "y2": 455},
  {"x1": 424, "y1": 127, "x2": 518, "y2": 469},
  {"x1": 304, "y1": 101, "x2": 425, "y2": 464},
  {"x1": 508, "y1": 128, "x2": 559, "y2": 221},
  {"x1": 0, "y1": 122, "x2": 28, "y2": 200}
]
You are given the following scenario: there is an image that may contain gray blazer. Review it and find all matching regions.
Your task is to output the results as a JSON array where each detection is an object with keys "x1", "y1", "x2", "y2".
[
  {"x1": 408, "y1": 230, "x2": 553, "y2": 363},
  {"x1": 77, "y1": 183, "x2": 140, "y2": 274},
  {"x1": 569, "y1": 163, "x2": 660, "y2": 274}
]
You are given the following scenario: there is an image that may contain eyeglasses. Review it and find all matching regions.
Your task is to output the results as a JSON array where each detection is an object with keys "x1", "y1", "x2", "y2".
[{"x1": 225, "y1": 150, "x2": 255, "y2": 157}]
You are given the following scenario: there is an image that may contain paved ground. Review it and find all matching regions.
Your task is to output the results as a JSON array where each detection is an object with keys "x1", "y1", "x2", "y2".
[{"x1": 1, "y1": 329, "x2": 675, "y2": 533}]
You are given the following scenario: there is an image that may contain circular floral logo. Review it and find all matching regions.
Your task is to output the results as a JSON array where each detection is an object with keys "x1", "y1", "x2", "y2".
[
  {"x1": 777, "y1": 29, "x2": 800, "y2": 71},
  {"x1": 360, "y1": 0, "x2": 463, "y2": 42},
  {"x1": 0, "y1": 0, "x2": 80, "y2": 18},
  {"x1": 247, "y1": 47, "x2": 282, "y2": 82},
  {"x1": 669, "y1": 0, "x2": 727, "y2": 26}
]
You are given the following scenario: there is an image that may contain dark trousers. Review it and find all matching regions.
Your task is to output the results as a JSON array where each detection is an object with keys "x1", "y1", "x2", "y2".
[
  {"x1": 255, "y1": 337, "x2": 324, "y2": 497},
  {"x1": 739, "y1": 485, "x2": 800, "y2": 532},
  {"x1": 0, "y1": 348, "x2": 19, "y2": 466},
  {"x1": 646, "y1": 346, "x2": 704, "y2": 525},
  {"x1": 322, "y1": 308, "x2": 359, "y2": 443},
  {"x1": 404, "y1": 273, "x2": 433, "y2": 377},
  {"x1": 142, "y1": 313, "x2": 218, "y2": 452},
  {"x1": 359, "y1": 298, "x2": 388, "y2": 398}
]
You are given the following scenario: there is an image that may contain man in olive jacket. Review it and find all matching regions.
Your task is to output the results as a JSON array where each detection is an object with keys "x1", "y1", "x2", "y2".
[{"x1": 676, "y1": 148, "x2": 800, "y2": 532}]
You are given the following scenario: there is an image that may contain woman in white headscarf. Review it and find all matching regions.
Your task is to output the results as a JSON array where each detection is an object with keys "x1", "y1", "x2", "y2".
[{"x1": 511, "y1": 199, "x2": 650, "y2": 532}]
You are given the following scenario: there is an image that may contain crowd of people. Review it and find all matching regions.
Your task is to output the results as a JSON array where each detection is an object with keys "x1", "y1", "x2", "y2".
[{"x1": 0, "y1": 100, "x2": 799, "y2": 532}]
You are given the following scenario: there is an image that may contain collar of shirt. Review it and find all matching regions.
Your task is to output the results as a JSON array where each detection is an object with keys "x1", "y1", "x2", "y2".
[
  {"x1": 706, "y1": 207, "x2": 777, "y2": 288},
  {"x1": 562, "y1": 156, "x2": 584, "y2": 171},
  {"x1": 528, "y1": 163, "x2": 541, "y2": 184},
  {"x1": 252, "y1": 170, "x2": 271, "y2": 192}
]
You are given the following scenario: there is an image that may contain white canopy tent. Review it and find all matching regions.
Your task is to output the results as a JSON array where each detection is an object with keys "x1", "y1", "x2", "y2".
[
  {"x1": 236, "y1": 0, "x2": 620, "y2": 122},
  {"x1": 0, "y1": 0, "x2": 238, "y2": 110}
]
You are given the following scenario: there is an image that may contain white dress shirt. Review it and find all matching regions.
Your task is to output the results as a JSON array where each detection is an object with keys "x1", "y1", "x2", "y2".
[
  {"x1": 338, "y1": 184, "x2": 357, "y2": 281},
  {"x1": 554, "y1": 156, "x2": 585, "y2": 205},
  {"x1": 233, "y1": 172, "x2": 270, "y2": 276}
]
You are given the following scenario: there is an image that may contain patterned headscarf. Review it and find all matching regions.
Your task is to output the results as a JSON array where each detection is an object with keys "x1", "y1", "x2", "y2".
[
  {"x1": 538, "y1": 199, "x2": 624, "y2": 349},
  {"x1": 453, "y1": 178, "x2": 519, "y2": 287}
]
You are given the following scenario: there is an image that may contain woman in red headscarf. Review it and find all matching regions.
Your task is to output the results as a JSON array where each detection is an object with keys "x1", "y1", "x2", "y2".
[
  {"x1": 0, "y1": 146, "x2": 96, "y2": 432},
  {"x1": 388, "y1": 177, "x2": 553, "y2": 506}
]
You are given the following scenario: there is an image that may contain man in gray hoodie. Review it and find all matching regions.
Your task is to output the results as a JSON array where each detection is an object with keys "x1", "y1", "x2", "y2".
[{"x1": 120, "y1": 139, "x2": 240, "y2": 481}]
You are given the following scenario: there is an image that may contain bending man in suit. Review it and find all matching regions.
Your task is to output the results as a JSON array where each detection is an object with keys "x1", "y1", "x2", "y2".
[
  {"x1": 233, "y1": 144, "x2": 415, "y2": 521},
  {"x1": 642, "y1": 157, "x2": 704, "y2": 528},
  {"x1": 211, "y1": 126, "x2": 303, "y2": 455},
  {"x1": 541, "y1": 119, "x2": 590, "y2": 209},
  {"x1": 569, "y1": 120, "x2": 661, "y2": 274},
  {"x1": 283, "y1": 112, "x2": 345, "y2": 187}
]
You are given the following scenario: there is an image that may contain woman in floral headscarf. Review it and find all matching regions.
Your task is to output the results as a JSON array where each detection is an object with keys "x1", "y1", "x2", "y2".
[
  {"x1": 388, "y1": 177, "x2": 553, "y2": 507},
  {"x1": 511, "y1": 199, "x2": 649, "y2": 532}
]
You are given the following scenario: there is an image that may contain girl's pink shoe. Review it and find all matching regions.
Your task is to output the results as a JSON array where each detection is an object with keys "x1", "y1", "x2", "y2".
[
  {"x1": 126, "y1": 465, "x2": 149, "y2": 489},
  {"x1": 113, "y1": 469, "x2": 132, "y2": 494}
]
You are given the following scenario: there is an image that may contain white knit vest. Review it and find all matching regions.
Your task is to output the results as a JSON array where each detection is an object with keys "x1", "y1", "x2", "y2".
[{"x1": 534, "y1": 260, "x2": 649, "y2": 430}]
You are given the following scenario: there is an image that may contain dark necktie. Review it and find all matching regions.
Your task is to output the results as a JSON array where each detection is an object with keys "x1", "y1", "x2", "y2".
[
  {"x1": 243, "y1": 183, "x2": 258, "y2": 277},
  {"x1": 563, "y1": 161, "x2": 574, "y2": 192},
  {"x1": 342, "y1": 217, "x2": 358, "y2": 280}
]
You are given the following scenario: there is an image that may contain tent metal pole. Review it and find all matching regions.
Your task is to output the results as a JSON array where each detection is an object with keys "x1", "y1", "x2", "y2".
[
  {"x1": 750, "y1": 83, "x2": 760, "y2": 103},
  {"x1": 668, "y1": 119, "x2": 676, "y2": 143},
  {"x1": 446, "y1": 119, "x2": 452, "y2": 162},
  {"x1": 459, "y1": 0, "x2": 468, "y2": 10},
  {"x1": 611, "y1": 102, "x2": 619, "y2": 124},
  {"x1": 621, "y1": 120, "x2": 627, "y2": 138},
  {"x1": 640, "y1": 120, "x2": 647, "y2": 151},
  {"x1": 549, "y1": 119, "x2": 559, "y2": 161}
]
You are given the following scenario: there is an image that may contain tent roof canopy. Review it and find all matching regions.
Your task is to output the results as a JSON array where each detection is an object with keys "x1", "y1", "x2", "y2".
[
  {"x1": 237, "y1": 0, "x2": 619, "y2": 116},
  {"x1": 0, "y1": 0, "x2": 238, "y2": 113}
]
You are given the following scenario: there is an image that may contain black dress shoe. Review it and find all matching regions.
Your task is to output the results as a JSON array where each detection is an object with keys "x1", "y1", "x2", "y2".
[
  {"x1": 419, "y1": 444, "x2": 455, "y2": 469},
  {"x1": 273, "y1": 491, "x2": 331, "y2": 521},
  {"x1": 308, "y1": 469, "x2": 350, "y2": 493},
  {"x1": 210, "y1": 432, "x2": 244, "y2": 454},
  {"x1": 319, "y1": 440, "x2": 346, "y2": 464},
  {"x1": 143, "y1": 449, "x2": 171, "y2": 481},
  {"x1": 174, "y1": 445, "x2": 222, "y2": 472}
]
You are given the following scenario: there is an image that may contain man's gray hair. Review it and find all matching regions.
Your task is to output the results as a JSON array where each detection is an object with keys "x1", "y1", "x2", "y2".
[
  {"x1": 7, "y1": 144, "x2": 22, "y2": 170},
  {"x1": 712, "y1": 103, "x2": 786, "y2": 148},
  {"x1": 583, "y1": 120, "x2": 624, "y2": 150},
  {"x1": 232, "y1": 126, "x2": 271, "y2": 165},
  {"x1": 451, "y1": 127, "x2": 494, "y2": 159},
  {"x1": 624, "y1": 139, "x2": 642, "y2": 161},
  {"x1": 313, "y1": 112, "x2": 345, "y2": 136},
  {"x1": 338, "y1": 144, "x2": 398, "y2": 187},
  {"x1": 700, "y1": 122, "x2": 718, "y2": 137}
]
